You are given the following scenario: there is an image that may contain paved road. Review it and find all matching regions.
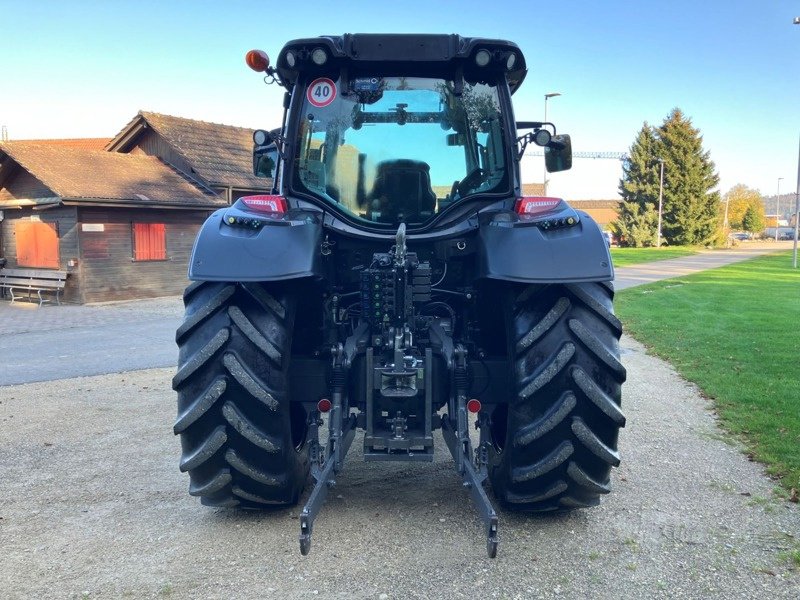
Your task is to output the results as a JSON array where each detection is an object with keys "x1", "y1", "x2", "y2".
[
  {"x1": 0, "y1": 296, "x2": 183, "y2": 385},
  {"x1": 0, "y1": 245, "x2": 790, "y2": 385}
]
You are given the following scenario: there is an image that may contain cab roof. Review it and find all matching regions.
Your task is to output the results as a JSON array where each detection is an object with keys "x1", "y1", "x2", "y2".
[{"x1": 275, "y1": 34, "x2": 528, "y2": 94}]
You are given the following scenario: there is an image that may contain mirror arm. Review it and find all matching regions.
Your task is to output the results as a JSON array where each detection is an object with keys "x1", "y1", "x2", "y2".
[
  {"x1": 517, "y1": 121, "x2": 557, "y2": 135},
  {"x1": 516, "y1": 132, "x2": 532, "y2": 160}
]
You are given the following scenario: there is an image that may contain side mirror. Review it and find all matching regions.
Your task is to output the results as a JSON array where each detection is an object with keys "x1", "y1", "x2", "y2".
[
  {"x1": 253, "y1": 148, "x2": 277, "y2": 178},
  {"x1": 545, "y1": 134, "x2": 572, "y2": 173},
  {"x1": 252, "y1": 129, "x2": 280, "y2": 179}
]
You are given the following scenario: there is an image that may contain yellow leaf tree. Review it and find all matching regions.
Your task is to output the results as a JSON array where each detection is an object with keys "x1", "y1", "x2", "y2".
[{"x1": 723, "y1": 184, "x2": 764, "y2": 230}]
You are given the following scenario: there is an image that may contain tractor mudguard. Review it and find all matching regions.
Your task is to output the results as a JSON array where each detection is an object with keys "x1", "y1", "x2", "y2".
[
  {"x1": 188, "y1": 209, "x2": 323, "y2": 281},
  {"x1": 477, "y1": 210, "x2": 613, "y2": 283}
]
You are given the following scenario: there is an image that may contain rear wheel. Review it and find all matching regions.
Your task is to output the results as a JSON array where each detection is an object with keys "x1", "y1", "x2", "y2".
[
  {"x1": 172, "y1": 281, "x2": 309, "y2": 508},
  {"x1": 489, "y1": 282, "x2": 626, "y2": 510}
]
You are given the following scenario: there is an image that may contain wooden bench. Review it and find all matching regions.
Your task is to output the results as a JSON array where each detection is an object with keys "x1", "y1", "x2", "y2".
[{"x1": 0, "y1": 268, "x2": 68, "y2": 307}]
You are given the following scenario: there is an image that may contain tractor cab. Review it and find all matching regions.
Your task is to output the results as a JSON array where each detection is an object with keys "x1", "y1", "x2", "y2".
[{"x1": 248, "y1": 34, "x2": 571, "y2": 228}]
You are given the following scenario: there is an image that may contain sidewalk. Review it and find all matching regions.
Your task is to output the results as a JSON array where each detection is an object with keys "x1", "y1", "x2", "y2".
[{"x1": 613, "y1": 246, "x2": 789, "y2": 290}]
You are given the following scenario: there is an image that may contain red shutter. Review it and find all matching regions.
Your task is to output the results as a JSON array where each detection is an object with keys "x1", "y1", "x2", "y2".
[
  {"x1": 151, "y1": 223, "x2": 166, "y2": 259},
  {"x1": 133, "y1": 223, "x2": 166, "y2": 261}
]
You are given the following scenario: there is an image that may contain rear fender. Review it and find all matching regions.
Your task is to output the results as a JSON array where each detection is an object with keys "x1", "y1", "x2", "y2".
[
  {"x1": 188, "y1": 208, "x2": 323, "y2": 281},
  {"x1": 477, "y1": 210, "x2": 613, "y2": 283}
]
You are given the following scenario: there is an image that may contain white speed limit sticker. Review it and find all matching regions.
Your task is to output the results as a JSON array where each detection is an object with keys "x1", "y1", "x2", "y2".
[{"x1": 307, "y1": 78, "x2": 337, "y2": 107}]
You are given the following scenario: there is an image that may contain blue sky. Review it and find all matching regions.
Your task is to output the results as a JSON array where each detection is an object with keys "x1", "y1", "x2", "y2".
[{"x1": 1, "y1": 0, "x2": 798, "y2": 200}]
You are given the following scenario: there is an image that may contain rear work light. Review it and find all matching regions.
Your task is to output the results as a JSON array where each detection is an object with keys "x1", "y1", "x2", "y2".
[{"x1": 240, "y1": 195, "x2": 287, "y2": 214}]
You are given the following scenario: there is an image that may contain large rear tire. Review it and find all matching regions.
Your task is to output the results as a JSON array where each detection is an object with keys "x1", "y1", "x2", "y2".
[
  {"x1": 489, "y1": 282, "x2": 626, "y2": 511},
  {"x1": 172, "y1": 281, "x2": 309, "y2": 508}
]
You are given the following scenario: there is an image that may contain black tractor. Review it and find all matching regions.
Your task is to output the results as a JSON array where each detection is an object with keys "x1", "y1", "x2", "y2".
[{"x1": 172, "y1": 34, "x2": 625, "y2": 558}]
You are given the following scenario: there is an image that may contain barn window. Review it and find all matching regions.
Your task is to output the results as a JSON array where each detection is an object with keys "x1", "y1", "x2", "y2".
[
  {"x1": 132, "y1": 223, "x2": 166, "y2": 261},
  {"x1": 15, "y1": 220, "x2": 60, "y2": 268}
]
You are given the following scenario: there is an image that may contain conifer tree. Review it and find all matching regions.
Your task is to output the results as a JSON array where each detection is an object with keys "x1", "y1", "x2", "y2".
[
  {"x1": 615, "y1": 109, "x2": 720, "y2": 246},
  {"x1": 612, "y1": 123, "x2": 660, "y2": 246},
  {"x1": 742, "y1": 204, "x2": 765, "y2": 234},
  {"x1": 657, "y1": 108, "x2": 720, "y2": 245}
]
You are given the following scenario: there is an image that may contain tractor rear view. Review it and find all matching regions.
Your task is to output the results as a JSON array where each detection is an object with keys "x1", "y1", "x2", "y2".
[{"x1": 172, "y1": 34, "x2": 625, "y2": 557}]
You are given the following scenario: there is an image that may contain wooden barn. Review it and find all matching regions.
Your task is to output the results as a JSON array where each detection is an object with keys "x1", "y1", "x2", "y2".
[
  {"x1": 0, "y1": 112, "x2": 270, "y2": 304},
  {"x1": 107, "y1": 111, "x2": 268, "y2": 203},
  {"x1": 0, "y1": 142, "x2": 225, "y2": 303}
]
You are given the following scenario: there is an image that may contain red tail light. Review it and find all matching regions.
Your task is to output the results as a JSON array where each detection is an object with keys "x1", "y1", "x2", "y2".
[
  {"x1": 515, "y1": 196, "x2": 562, "y2": 216},
  {"x1": 240, "y1": 195, "x2": 287, "y2": 213},
  {"x1": 467, "y1": 399, "x2": 482, "y2": 413},
  {"x1": 317, "y1": 398, "x2": 332, "y2": 413}
]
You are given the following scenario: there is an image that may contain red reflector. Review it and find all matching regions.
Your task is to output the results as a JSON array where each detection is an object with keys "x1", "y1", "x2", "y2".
[
  {"x1": 240, "y1": 195, "x2": 287, "y2": 213},
  {"x1": 317, "y1": 398, "x2": 332, "y2": 413},
  {"x1": 467, "y1": 399, "x2": 482, "y2": 413},
  {"x1": 245, "y1": 49, "x2": 270, "y2": 72},
  {"x1": 515, "y1": 196, "x2": 562, "y2": 216}
]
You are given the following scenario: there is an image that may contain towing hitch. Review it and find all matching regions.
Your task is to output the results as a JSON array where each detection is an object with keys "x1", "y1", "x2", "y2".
[{"x1": 298, "y1": 343, "x2": 500, "y2": 558}]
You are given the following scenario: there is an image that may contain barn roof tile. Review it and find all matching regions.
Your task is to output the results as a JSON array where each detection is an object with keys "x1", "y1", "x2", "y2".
[{"x1": 0, "y1": 142, "x2": 225, "y2": 208}]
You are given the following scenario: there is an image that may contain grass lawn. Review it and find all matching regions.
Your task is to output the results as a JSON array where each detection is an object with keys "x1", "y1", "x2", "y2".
[
  {"x1": 615, "y1": 252, "x2": 800, "y2": 494},
  {"x1": 611, "y1": 246, "x2": 698, "y2": 267}
]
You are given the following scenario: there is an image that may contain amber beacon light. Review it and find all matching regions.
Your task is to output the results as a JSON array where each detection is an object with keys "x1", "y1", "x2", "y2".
[{"x1": 245, "y1": 49, "x2": 270, "y2": 72}]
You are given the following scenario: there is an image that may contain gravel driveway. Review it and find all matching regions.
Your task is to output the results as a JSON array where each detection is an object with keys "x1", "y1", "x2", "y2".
[{"x1": 1, "y1": 335, "x2": 798, "y2": 599}]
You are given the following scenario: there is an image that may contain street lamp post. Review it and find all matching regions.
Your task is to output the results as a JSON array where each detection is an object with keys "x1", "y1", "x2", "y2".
[
  {"x1": 543, "y1": 92, "x2": 561, "y2": 195},
  {"x1": 775, "y1": 177, "x2": 784, "y2": 241},
  {"x1": 793, "y1": 133, "x2": 800, "y2": 268},
  {"x1": 794, "y1": 17, "x2": 800, "y2": 267},
  {"x1": 657, "y1": 158, "x2": 665, "y2": 247}
]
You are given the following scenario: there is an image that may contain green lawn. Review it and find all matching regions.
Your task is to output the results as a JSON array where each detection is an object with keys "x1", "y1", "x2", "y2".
[
  {"x1": 611, "y1": 246, "x2": 698, "y2": 267},
  {"x1": 615, "y1": 252, "x2": 800, "y2": 493}
]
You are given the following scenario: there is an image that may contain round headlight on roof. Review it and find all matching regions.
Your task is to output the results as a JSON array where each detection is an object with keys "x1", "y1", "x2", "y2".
[
  {"x1": 285, "y1": 50, "x2": 297, "y2": 68},
  {"x1": 253, "y1": 129, "x2": 270, "y2": 145},
  {"x1": 311, "y1": 47, "x2": 328, "y2": 65},
  {"x1": 475, "y1": 49, "x2": 492, "y2": 67},
  {"x1": 506, "y1": 53, "x2": 517, "y2": 70}
]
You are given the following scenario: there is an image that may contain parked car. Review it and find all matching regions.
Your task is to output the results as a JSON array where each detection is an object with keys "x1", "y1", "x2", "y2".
[
  {"x1": 731, "y1": 232, "x2": 751, "y2": 241},
  {"x1": 603, "y1": 231, "x2": 614, "y2": 247}
]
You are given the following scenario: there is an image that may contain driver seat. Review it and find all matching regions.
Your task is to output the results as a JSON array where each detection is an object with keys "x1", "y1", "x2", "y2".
[{"x1": 367, "y1": 159, "x2": 437, "y2": 223}]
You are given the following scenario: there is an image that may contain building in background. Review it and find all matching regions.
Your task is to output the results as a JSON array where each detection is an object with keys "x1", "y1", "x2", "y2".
[
  {"x1": 0, "y1": 112, "x2": 268, "y2": 303},
  {"x1": 107, "y1": 112, "x2": 268, "y2": 203}
]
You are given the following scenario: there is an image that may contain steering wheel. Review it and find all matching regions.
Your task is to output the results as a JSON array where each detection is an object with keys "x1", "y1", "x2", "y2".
[{"x1": 456, "y1": 167, "x2": 485, "y2": 196}]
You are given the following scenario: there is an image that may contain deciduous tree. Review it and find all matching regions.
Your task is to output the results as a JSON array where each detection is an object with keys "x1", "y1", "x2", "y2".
[{"x1": 723, "y1": 184, "x2": 764, "y2": 230}]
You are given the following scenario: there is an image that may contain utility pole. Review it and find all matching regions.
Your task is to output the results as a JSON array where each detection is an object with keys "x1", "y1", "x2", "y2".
[
  {"x1": 775, "y1": 177, "x2": 784, "y2": 241},
  {"x1": 794, "y1": 16, "x2": 800, "y2": 267},
  {"x1": 793, "y1": 133, "x2": 799, "y2": 267},
  {"x1": 657, "y1": 158, "x2": 665, "y2": 247},
  {"x1": 543, "y1": 92, "x2": 561, "y2": 195}
]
